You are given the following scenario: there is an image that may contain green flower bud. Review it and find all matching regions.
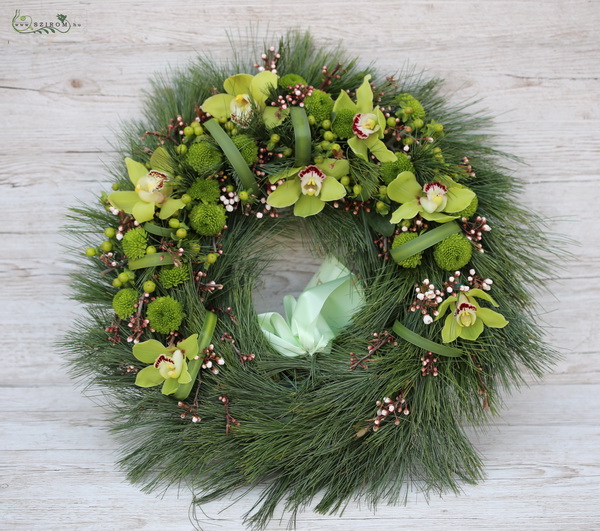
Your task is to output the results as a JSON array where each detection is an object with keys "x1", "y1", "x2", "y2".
[
  {"x1": 112, "y1": 288, "x2": 139, "y2": 319},
  {"x1": 433, "y1": 233, "x2": 473, "y2": 271}
]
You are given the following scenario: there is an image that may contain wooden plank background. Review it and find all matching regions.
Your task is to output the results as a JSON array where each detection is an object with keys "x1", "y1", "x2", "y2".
[{"x1": 1, "y1": 0, "x2": 599, "y2": 529}]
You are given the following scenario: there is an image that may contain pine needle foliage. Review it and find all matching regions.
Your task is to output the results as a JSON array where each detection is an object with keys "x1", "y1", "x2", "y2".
[{"x1": 62, "y1": 31, "x2": 562, "y2": 530}]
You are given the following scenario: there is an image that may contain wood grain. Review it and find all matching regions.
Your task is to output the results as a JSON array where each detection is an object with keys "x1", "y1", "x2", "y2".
[{"x1": 1, "y1": 0, "x2": 599, "y2": 529}]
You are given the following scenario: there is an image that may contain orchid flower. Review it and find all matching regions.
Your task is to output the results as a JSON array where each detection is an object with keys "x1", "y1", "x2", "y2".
[
  {"x1": 108, "y1": 147, "x2": 185, "y2": 223},
  {"x1": 201, "y1": 72, "x2": 279, "y2": 125},
  {"x1": 133, "y1": 334, "x2": 199, "y2": 395},
  {"x1": 436, "y1": 290, "x2": 508, "y2": 343},
  {"x1": 332, "y1": 75, "x2": 396, "y2": 162},
  {"x1": 387, "y1": 171, "x2": 476, "y2": 224},
  {"x1": 266, "y1": 158, "x2": 348, "y2": 217}
]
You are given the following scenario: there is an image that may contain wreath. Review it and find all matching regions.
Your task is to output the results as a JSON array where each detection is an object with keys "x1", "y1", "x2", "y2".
[{"x1": 65, "y1": 32, "x2": 558, "y2": 529}]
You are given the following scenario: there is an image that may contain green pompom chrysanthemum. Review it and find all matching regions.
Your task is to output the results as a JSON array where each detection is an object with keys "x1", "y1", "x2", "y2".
[
  {"x1": 122, "y1": 228, "x2": 148, "y2": 260},
  {"x1": 454, "y1": 193, "x2": 478, "y2": 220},
  {"x1": 433, "y1": 233, "x2": 473, "y2": 271},
  {"x1": 331, "y1": 108, "x2": 355, "y2": 139},
  {"x1": 391, "y1": 232, "x2": 422, "y2": 268},
  {"x1": 146, "y1": 296, "x2": 184, "y2": 334},
  {"x1": 279, "y1": 74, "x2": 307, "y2": 88},
  {"x1": 186, "y1": 142, "x2": 223, "y2": 174},
  {"x1": 158, "y1": 265, "x2": 190, "y2": 289},
  {"x1": 187, "y1": 178, "x2": 221, "y2": 203},
  {"x1": 304, "y1": 89, "x2": 334, "y2": 123},
  {"x1": 112, "y1": 288, "x2": 139, "y2": 319},
  {"x1": 380, "y1": 153, "x2": 415, "y2": 184},
  {"x1": 189, "y1": 204, "x2": 226, "y2": 236},
  {"x1": 395, "y1": 93, "x2": 426, "y2": 120},
  {"x1": 232, "y1": 134, "x2": 259, "y2": 165}
]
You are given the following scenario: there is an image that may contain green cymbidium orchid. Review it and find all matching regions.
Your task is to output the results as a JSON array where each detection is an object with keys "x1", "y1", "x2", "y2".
[
  {"x1": 133, "y1": 334, "x2": 199, "y2": 395},
  {"x1": 332, "y1": 74, "x2": 396, "y2": 163},
  {"x1": 108, "y1": 147, "x2": 185, "y2": 223},
  {"x1": 266, "y1": 158, "x2": 348, "y2": 217},
  {"x1": 436, "y1": 290, "x2": 508, "y2": 343},
  {"x1": 201, "y1": 71, "x2": 279, "y2": 125},
  {"x1": 387, "y1": 171, "x2": 476, "y2": 224}
]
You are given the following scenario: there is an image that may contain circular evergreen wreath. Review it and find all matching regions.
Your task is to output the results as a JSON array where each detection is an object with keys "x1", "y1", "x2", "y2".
[{"x1": 65, "y1": 32, "x2": 557, "y2": 529}]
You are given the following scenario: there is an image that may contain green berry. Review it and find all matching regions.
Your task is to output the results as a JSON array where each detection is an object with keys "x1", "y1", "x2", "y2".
[
  {"x1": 118, "y1": 272, "x2": 130, "y2": 284},
  {"x1": 112, "y1": 278, "x2": 122, "y2": 288},
  {"x1": 126, "y1": 270, "x2": 135, "y2": 280},
  {"x1": 183, "y1": 126, "x2": 194, "y2": 137},
  {"x1": 320, "y1": 141, "x2": 331, "y2": 150},
  {"x1": 308, "y1": 115, "x2": 316, "y2": 125},
  {"x1": 100, "y1": 241, "x2": 112, "y2": 252},
  {"x1": 225, "y1": 184, "x2": 235, "y2": 193},
  {"x1": 181, "y1": 194, "x2": 192, "y2": 204},
  {"x1": 85, "y1": 247, "x2": 97, "y2": 257},
  {"x1": 323, "y1": 131, "x2": 335, "y2": 142},
  {"x1": 413, "y1": 118, "x2": 424, "y2": 129},
  {"x1": 340, "y1": 176, "x2": 350, "y2": 186},
  {"x1": 332, "y1": 143, "x2": 341, "y2": 152},
  {"x1": 111, "y1": 183, "x2": 120, "y2": 191},
  {"x1": 313, "y1": 155, "x2": 324, "y2": 164},
  {"x1": 168, "y1": 218, "x2": 180, "y2": 229},
  {"x1": 104, "y1": 227, "x2": 116, "y2": 238},
  {"x1": 321, "y1": 119, "x2": 332, "y2": 130},
  {"x1": 146, "y1": 245, "x2": 157, "y2": 254},
  {"x1": 353, "y1": 184, "x2": 362, "y2": 195},
  {"x1": 193, "y1": 124, "x2": 204, "y2": 135},
  {"x1": 239, "y1": 190, "x2": 249, "y2": 201},
  {"x1": 143, "y1": 280, "x2": 156, "y2": 293},
  {"x1": 386, "y1": 117, "x2": 397, "y2": 127},
  {"x1": 270, "y1": 134, "x2": 280, "y2": 143},
  {"x1": 176, "y1": 228, "x2": 188, "y2": 239},
  {"x1": 391, "y1": 232, "x2": 423, "y2": 268},
  {"x1": 376, "y1": 201, "x2": 386, "y2": 211},
  {"x1": 206, "y1": 253, "x2": 218, "y2": 264},
  {"x1": 176, "y1": 144, "x2": 188, "y2": 155},
  {"x1": 282, "y1": 147, "x2": 293, "y2": 157},
  {"x1": 403, "y1": 137, "x2": 414, "y2": 146}
]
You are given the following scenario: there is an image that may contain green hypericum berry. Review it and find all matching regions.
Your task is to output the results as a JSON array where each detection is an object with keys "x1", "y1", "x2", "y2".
[
  {"x1": 304, "y1": 90, "x2": 334, "y2": 124},
  {"x1": 239, "y1": 190, "x2": 249, "y2": 201},
  {"x1": 193, "y1": 124, "x2": 204, "y2": 135},
  {"x1": 111, "y1": 183, "x2": 120, "y2": 191},
  {"x1": 146, "y1": 296, "x2": 184, "y2": 334},
  {"x1": 321, "y1": 119, "x2": 332, "y2": 130},
  {"x1": 433, "y1": 233, "x2": 473, "y2": 271},
  {"x1": 187, "y1": 178, "x2": 221, "y2": 204},
  {"x1": 403, "y1": 137, "x2": 414, "y2": 146},
  {"x1": 331, "y1": 108, "x2": 356, "y2": 140},
  {"x1": 158, "y1": 264, "x2": 190, "y2": 289},
  {"x1": 181, "y1": 194, "x2": 192, "y2": 204},
  {"x1": 146, "y1": 245, "x2": 157, "y2": 254},
  {"x1": 232, "y1": 135, "x2": 259, "y2": 165},
  {"x1": 352, "y1": 184, "x2": 362, "y2": 195},
  {"x1": 391, "y1": 232, "x2": 423, "y2": 268},
  {"x1": 122, "y1": 227, "x2": 148, "y2": 260},
  {"x1": 320, "y1": 141, "x2": 331, "y2": 150},
  {"x1": 323, "y1": 131, "x2": 335, "y2": 142},
  {"x1": 176, "y1": 144, "x2": 188, "y2": 155},
  {"x1": 454, "y1": 193, "x2": 478, "y2": 220},
  {"x1": 282, "y1": 147, "x2": 293, "y2": 157},
  {"x1": 100, "y1": 241, "x2": 112, "y2": 252},
  {"x1": 380, "y1": 153, "x2": 416, "y2": 185},
  {"x1": 413, "y1": 118, "x2": 424, "y2": 129},
  {"x1": 118, "y1": 272, "x2": 130, "y2": 284},
  {"x1": 85, "y1": 247, "x2": 97, "y2": 257},
  {"x1": 143, "y1": 280, "x2": 156, "y2": 293},
  {"x1": 395, "y1": 93, "x2": 426, "y2": 120},
  {"x1": 332, "y1": 143, "x2": 341, "y2": 152},
  {"x1": 126, "y1": 270, "x2": 135, "y2": 280},
  {"x1": 183, "y1": 126, "x2": 194, "y2": 137},
  {"x1": 112, "y1": 278, "x2": 122, "y2": 288},
  {"x1": 189, "y1": 204, "x2": 227, "y2": 236},
  {"x1": 104, "y1": 227, "x2": 116, "y2": 238},
  {"x1": 206, "y1": 253, "x2": 218, "y2": 264},
  {"x1": 112, "y1": 288, "x2": 139, "y2": 319},
  {"x1": 307, "y1": 115, "x2": 316, "y2": 125},
  {"x1": 278, "y1": 73, "x2": 307, "y2": 88},
  {"x1": 340, "y1": 176, "x2": 350, "y2": 186},
  {"x1": 386, "y1": 116, "x2": 397, "y2": 127},
  {"x1": 225, "y1": 184, "x2": 235, "y2": 193},
  {"x1": 270, "y1": 134, "x2": 280, "y2": 144},
  {"x1": 376, "y1": 201, "x2": 386, "y2": 211},
  {"x1": 186, "y1": 142, "x2": 223, "y2": 174},
  {"x1": 175, "y1": 228, "x2": 187, "y2": 239},
  {"x1": 168, "y1": 218, "x2": 180, "y2": 229}
]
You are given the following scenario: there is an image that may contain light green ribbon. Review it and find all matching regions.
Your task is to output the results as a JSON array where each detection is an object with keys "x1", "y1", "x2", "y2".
[{"x1": 258, "y1": 257, "x2": 364, "y2": 357}]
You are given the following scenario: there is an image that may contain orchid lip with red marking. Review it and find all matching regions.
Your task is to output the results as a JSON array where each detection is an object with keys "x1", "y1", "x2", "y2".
[
  {"x1": 352, "y1": 113, "x2": 379, "y2": 139},
  {"x1": 423, "y1": 182, "x2": 447, "y2": 194},
  {"x1": 154, "y1": 354, "x2": 175, "y2": 368},
  {"x1": 298, "y1": 165, "x2": 326, "y2": 196}
]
